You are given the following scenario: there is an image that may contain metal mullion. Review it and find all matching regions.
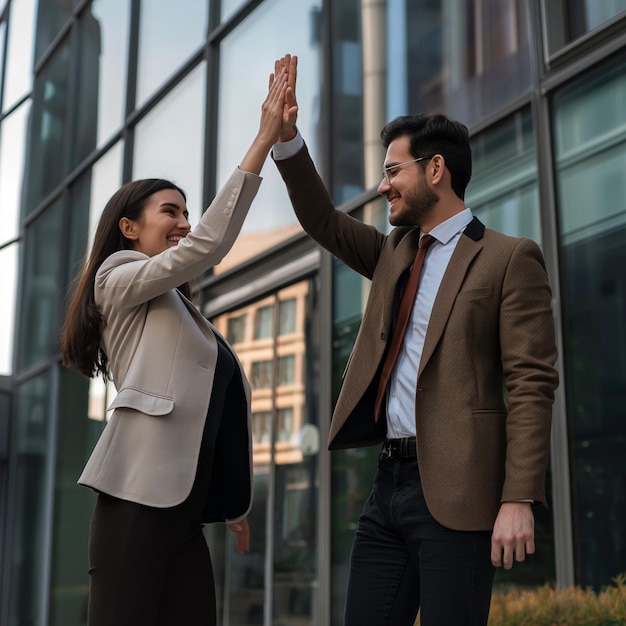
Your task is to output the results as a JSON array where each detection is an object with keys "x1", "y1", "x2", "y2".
[
  {"x1": 122, "y1": 0, "x2": 140, "y2": 182},
  {"x1": 528, "y1": 0, "x2": 575, "y2": 589},
  {"x1": 264, "y1": 294, "x2": 281, "y2": 626}
]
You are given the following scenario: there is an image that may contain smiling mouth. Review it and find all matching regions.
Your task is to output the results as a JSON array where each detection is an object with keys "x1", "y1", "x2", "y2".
[{"x1": 167, "y1": 235, "x2": 185, "y2": 245}]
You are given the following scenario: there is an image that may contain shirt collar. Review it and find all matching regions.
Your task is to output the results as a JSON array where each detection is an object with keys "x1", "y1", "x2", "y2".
[{"x1": 423, "y1": 207, "x2": 474, "y2": 246}]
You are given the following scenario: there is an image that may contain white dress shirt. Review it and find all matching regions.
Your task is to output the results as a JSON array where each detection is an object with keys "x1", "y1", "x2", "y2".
[
  {"x1": 273, "y1": 132, "x2": 474, "y2": 437},
  {"x1": 386, "y1": 209, "x2": 474, "y2": 438}
]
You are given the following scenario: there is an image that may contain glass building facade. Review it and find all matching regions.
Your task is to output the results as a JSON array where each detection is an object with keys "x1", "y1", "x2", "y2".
[{"x1": 1, "y1": 0, "x2": 625, "y2": 624}]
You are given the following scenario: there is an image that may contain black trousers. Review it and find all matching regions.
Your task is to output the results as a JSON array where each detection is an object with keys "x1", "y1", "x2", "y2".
[
  {"x1": 87, "y1": 454, "x2": 215, "y2": 626},
  {"x1": 87, "y1": 338, "x2": 237, "y2": 626},
  {"x1": 344, "y1": 452, "x2": 495, "y2": 626}
]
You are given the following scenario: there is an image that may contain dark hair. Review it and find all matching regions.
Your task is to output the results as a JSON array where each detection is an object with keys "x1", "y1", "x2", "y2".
[
  {"x1": 380, "y1": 114, "x2": 472, "y2": 200},
  {"x1": 61, "y1": 178, "x2": 189, "y2": 379}
]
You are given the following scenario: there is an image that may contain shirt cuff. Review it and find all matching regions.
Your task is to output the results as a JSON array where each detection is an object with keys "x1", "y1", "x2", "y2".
[{"x1": 272, "y1": 129, "x2": 304, "y2": 160}]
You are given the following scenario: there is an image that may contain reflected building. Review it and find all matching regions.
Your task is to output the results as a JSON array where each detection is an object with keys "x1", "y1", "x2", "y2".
[{"x1": 1, "y1": 1, "x2": 626, "y2": 625}]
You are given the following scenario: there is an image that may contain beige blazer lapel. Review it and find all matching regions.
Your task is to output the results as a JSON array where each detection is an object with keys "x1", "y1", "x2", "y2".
[{"x1": 419, "y1": 233, "x2": 483, "y2": 378}]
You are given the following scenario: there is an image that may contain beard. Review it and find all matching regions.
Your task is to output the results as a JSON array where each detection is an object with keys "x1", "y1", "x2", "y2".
[{"x1": 389, "y1": 178, "x2": 439, "y2": 228}]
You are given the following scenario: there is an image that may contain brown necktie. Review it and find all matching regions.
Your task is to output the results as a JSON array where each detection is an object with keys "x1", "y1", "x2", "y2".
[{"x1": 374, "y1": 233, "x2": 436, "y2": 422}]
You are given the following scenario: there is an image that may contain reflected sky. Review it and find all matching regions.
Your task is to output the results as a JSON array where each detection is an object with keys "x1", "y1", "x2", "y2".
[
  {"x1": 2, "y1": 0, "x2": 36, "y2": 111},
  {"x1": 218, "y1": 0, "x2": 322, "y2": 234}
]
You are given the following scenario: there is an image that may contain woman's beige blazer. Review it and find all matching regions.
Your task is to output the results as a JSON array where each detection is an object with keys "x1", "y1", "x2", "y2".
[{"x1": 78, "y1": 168, "x2": 261, "y2": 522}]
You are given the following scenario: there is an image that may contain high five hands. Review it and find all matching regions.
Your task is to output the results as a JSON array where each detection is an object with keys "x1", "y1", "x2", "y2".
[{"x1": 273, "y1": 54, "x2": 299, "y2": 142}]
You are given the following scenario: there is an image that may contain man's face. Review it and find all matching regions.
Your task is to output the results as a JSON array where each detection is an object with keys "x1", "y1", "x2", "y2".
[{"x1": 378, "y1": 136, "x2": 438, "y2": 228}]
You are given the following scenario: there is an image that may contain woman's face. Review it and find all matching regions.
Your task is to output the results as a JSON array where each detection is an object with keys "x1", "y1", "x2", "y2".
[{"x1": 120, "y1": 189, "x2": 191, "y2": 257}]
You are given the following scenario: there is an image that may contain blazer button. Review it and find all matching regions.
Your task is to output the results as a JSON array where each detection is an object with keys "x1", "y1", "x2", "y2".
[{"x1": 381, "y1": 332, "x2": 386, "y2": 342}]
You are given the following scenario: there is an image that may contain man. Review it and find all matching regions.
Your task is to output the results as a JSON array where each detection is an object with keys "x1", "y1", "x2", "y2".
[{"x1": 272, "y1": 55, "x2": 558, "y2": 625}]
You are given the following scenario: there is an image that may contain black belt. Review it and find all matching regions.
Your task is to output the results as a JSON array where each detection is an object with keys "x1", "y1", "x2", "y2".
[{"x1": 381, "y1": 437, "x2": 417, "y2": 459}]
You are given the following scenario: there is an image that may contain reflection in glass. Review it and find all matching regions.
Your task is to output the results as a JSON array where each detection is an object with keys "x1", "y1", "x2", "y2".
[
  {"x1": 0, "y1": 243, "x2": 18, "y2": 375},
  {"x1": 554, "y1": 57, "x2": 626, "y2": 589},
  {"x1": 329, "y1": 204, "x2": 380, "y2": 625},
  {"x1": 469, "y1": 110, "x2": 556, "y2": 588},
  {"x1": 279, "y1": 298, "x2": 297, "y2": 335},
  {"x1": 33, "y1": 0, "x2": 72, "y2": 62},
  {"x1": 217, "y1": 0, "x2": 321, "y2": 263},
  {"x1": 136, "y1": 0, "x2": 208, "y2": 107},
  {"x1": 65, "y1": 142, "x2": 123, "y2": 292},
  {"x1": 133, "y1": 63, "x2": 206, "y2": 225},
  {"x1": 211, "y1": 279, "x2": 319, "y2": 625},
  {"x1": 467, "y1": 107, "x2": 541, "y2": 243},
  {"x1": 0, "y1": 21, "x2": 5, "y2": 91},
  {"x1": 568, "y1": 0, "x2": 626, "y2": 40},
  {"x1": 25, "y1": 37, "x2": 71, "y2": 214},
  {"x1": 18, "y1": 200, "x2": 64, "y2": 371},
  {"x1": 255, "y1": 304, "x2": 274, "y2": 339},
  {"x1": 87, "y1": 0, "x2": 131, "y2": 148},
  {"x1": 390, "y1": 0, "x2": 531, "y2": 126},
  {"x1": 220, "y1": 0, "x2": 246, "y2": 23},
  {"x1": 87, "y1": 142, "x2": 124, "y2": 252},
  {"x1": 8, "y1": 374, "x2": 52, "y2": 626},
  {"x1": 48, "y1": 368, "x2": 103, "y2": 626},
  {"x1": 0, "y1": 100, "x2": 31, "y2": 244},
  {"x1": 2, "y1": 0, "x2": 36, "y2": 111},
  {"x1": 329, "y1": 0, "x2": 364, "y2": 203}
]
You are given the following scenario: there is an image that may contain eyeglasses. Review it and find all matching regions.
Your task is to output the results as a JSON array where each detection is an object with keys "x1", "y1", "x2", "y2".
[{"x1": 382, "y1": 155, "x2": 434, "y2": 184}]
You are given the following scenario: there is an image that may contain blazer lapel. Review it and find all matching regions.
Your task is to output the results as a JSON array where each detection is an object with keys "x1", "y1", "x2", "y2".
[
  {"x1": 383, "y1": 229, "x2": 420, "y2": 330},
  {"x1": 418, "y1": 218, "x2": 484, "y2": 378}
]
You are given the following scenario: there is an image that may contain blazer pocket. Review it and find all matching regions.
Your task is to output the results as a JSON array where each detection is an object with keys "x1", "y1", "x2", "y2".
[
  {"x1": 107, "y1": 387, "x2": 174, "y2": 416},
  {"x1": 456, "y1": 286, "x2": 493, "y2": 300}
]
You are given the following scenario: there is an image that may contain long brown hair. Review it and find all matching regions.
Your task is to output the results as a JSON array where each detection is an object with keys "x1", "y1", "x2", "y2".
[{"x1": 61, "y1": 178, "x2": 190, "y2": 379}]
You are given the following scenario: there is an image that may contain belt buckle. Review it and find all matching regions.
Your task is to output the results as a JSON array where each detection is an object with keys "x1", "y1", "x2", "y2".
[{"x1": 381, "y1": 439, "x2": 393, "y2": 458}]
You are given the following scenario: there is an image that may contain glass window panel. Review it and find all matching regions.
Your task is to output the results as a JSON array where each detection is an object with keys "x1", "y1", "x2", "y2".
[
  {"x1": 2, "y1": 0, "x2": 36, "y2": 111},
  {"x1": 277, "y1": 354, "x2": 295, "y2": 386},
  {"x1": 252, "y1": 359, "x2": 273, "y2": 389},
  {"x1": 66, "y1": 142, "x2": 123, "y2": 285},
  {"x1": 466, "y1": 107, "x2": 542, "y2": 242},
  {"x1": 390, "y1": 0, "x2": 531, "y2": 127},
  {"x1": 133, "y1": 62, "x2": 205, "y2": 226},
  {"x1": 0, "y1": 100, "x2": 31, "y2": 244},
  {"x1": 0, "y1": 243, "x2": 18, "y2": 375},
  {"x1": 278, "y1": 298, "x2": 297, "y2": 335},
  {"x1": 276, "y1": 407, "x2": 293, "y2": 442},
  {"x1": 18, "y1": 200, "x2": 64, "y2": 370},
  {"x1": 329, "y1": 202, "x2": 382, "y2": 624},
  {"x1": 135, "y1": 0, "x2": 208, "y2": 107},
  {"x1": 254, "y1": 304, "x2": 274, "y2": 339},
  {"x1": 220, "y1": 0, "x2": 246, "y2": 23},
  {"x1": 8, "y1": 373, "x2": 52, "y2": 626},
  {"x1": 554, "y1": 57, "x2": 626, "y2": 589},
  {"x1": 227, "y1": 313, "x2": 247, "y2": 344},
  {"x1": 79, "y1": 0, "x2": 130, "y2": 152},
  {"x1": 217, "y1": 0, "x2": 322, "y2": 265},
  {"x1": 568, "y1": 0, "x2": 626, "y2": 40},
  {"x1": 329, "y1": 2, "x2": 364, "y2": 204},
  {"x1": 0, "y1": 20, "x2": 5, "y2": 84},
  {"x1": 87, "y1": 142, "x2": 124, "y2": 252},
  {"x1": 34, "y1": 0, "x2": 72, "y2": 62},
  {"x1": 48, "y1": 368, "x2": 103, "y2": 626},
  {"x1": 252, "y1": 410, "x2": 272, "y2": 444},
  {"x1": 25, "y1": 37, "x2": 71, "y2": 214},
  {"x1": 210, "y1": 279, "x2": 319, "y2": 624}
]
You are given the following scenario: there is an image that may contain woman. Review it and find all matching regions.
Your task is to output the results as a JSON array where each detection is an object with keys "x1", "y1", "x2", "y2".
[{"x1": 61, "y1": 62, "x2": 296, "y2": 625}]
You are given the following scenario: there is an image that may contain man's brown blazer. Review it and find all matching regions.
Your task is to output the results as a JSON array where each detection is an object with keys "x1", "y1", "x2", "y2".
[{"x1": 275, "y1": 144, "x2": 559, "y2": 532}]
